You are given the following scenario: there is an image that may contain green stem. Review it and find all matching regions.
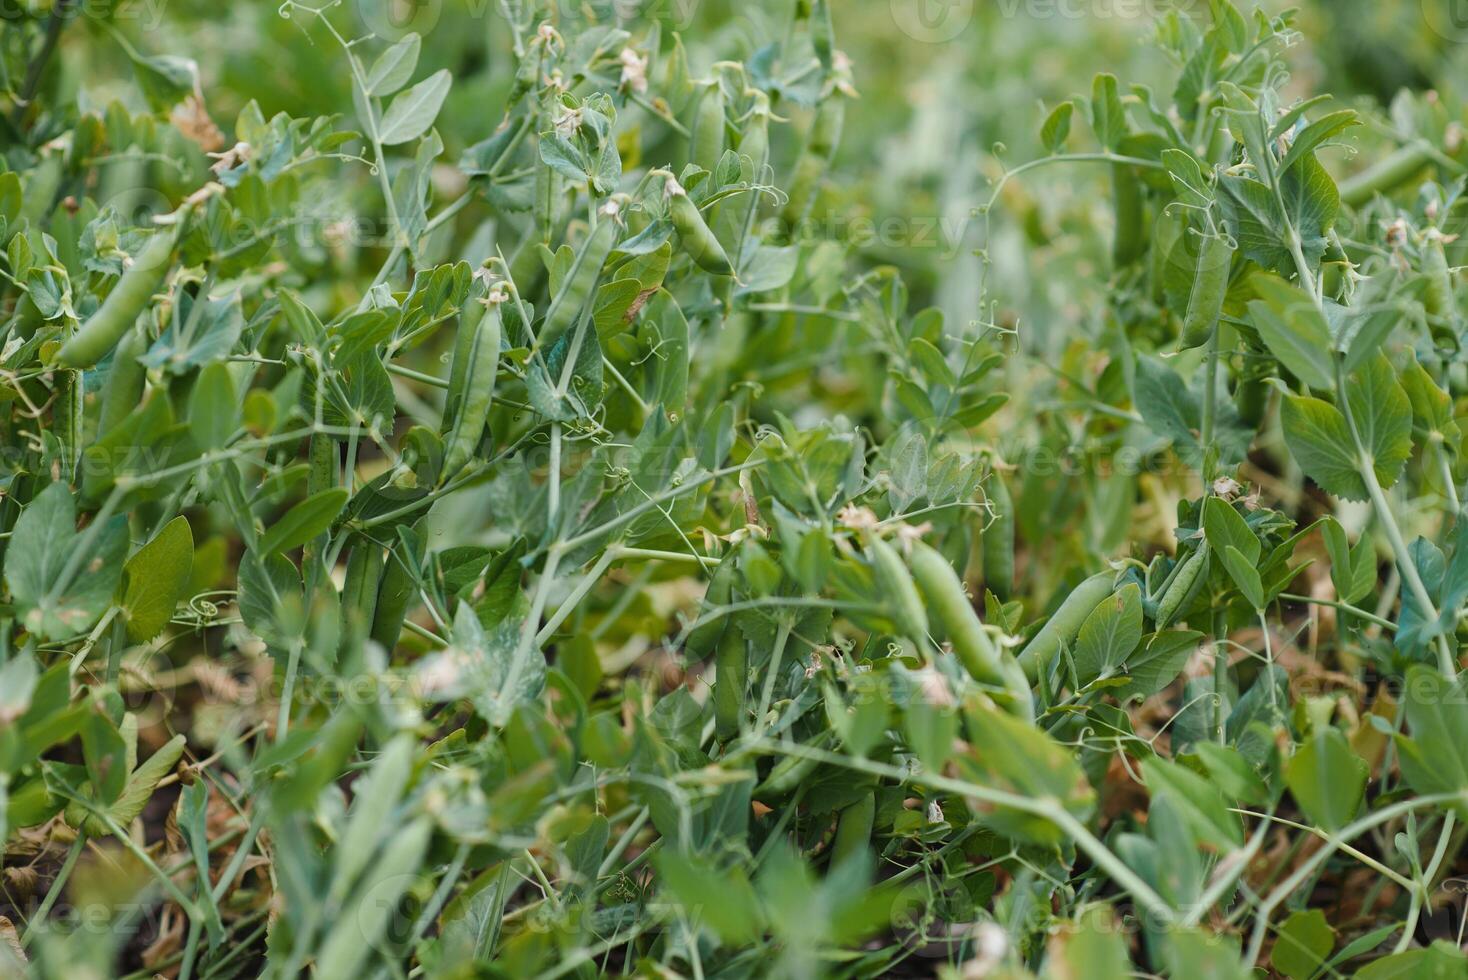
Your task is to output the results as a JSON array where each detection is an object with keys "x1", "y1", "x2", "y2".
[
  {"x1": 752, "y1": 738, "x2": 1177, "y2": 926},
  {"x1": 1280, "y1": 593, "x2": 1397, "y2": 631},
  {"x1": 1243, "y1": 792, "x2": 1465, "y2": 966},
  {"x1": 20, "y1": 833, "x2": 85, "y2": 946}
]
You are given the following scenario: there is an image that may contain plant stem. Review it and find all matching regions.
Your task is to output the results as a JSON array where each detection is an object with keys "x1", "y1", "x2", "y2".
[
  {"x1": 753, "y1": 738, "x2": 1177, "y2": 926},
  {"x1": 1200, "y1": 324, "x2": 1220, "y2": 484},
  {"x1": 276, "y1": 641, "x2": 303, "y2": 744},
  {"x1": 20, "y1": 833, "x2": 85, "y2": 947},
  {"x1": 1243, "y1": 792, "x2": 1465, "y2": 966},
  {"x1": 1280, "y1": 593, "x2": 1397, "y2": 630}
]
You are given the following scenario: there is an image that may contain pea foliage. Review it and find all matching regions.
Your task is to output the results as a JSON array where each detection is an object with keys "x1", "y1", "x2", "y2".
[{"x1": 2, "y1": 1, "x2": 1468, "y2": 977}]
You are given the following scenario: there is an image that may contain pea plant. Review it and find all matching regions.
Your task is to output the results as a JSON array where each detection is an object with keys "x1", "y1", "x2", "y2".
[{"x1": 1, "y1": 0, "x2": 1467, "y2": 976}]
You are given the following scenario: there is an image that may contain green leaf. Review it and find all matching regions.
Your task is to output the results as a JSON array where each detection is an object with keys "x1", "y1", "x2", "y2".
[
  {"x1": 1089, "y1": 73, "x2": 1126, "y2": 148},
  {"x1": 1278, "y1": 358, "x2": 1411, "y2": 504},
  {"x1": 1345, "y1": 353, "x2": 1414, "y2": 492},
  {"x1": 1356, "y1": 943, "x2": 1468, "y2": 979},
  {"x1": 1401, "y1": 349, "x2": 1455, "y2": 439},
  {"x1": 1396, "y1": 666, "x2": 1468, "y2": 796},
  {"x1": 258, "y1": 488, "x2": 349, "y2": 556},
  {"x1": 1040, "y1": 101, "x2": 1074, "y2": 154},
  {"x1": 1072, "y1": 582, "x2": 1143, "y2": 686},
  {"x1": 1280, "y1": 395, "x2": 1364, "y2": 500},
  {"x1": 1142, "y1": 757, "x2": 1243, "y2": 848},
  {"x1": 4, "y1": 483, "x2": 129, "y2": 640},
  {"x1": 1321, "y1": 517, "x2": 1376, "y2": 605},
  {"x1": 120, "y1": 517, "x2": 194, "y2": 643},
  {"x1": 1202, "y1": 496, "x2": 1259, "y2": 563},
  {"x1": 1218, "y1": 158, "x2": 1338, "y2": 274},
  {"x1": 1162, "y1": 927, "x2": 1252, "y2": 980},
  {"x1": 1277, "y1": 110, "x2": 1359, "y2": 177},
  {"x1": 1163, "y1": 147, "x2": 1212, "y2": 207},
  {"x1": 188, "y1": 362, "x2": 237, "y2": 451},
  {"x1": 377, "y1": 69, "x2": 451, "y2": 146},
  {"x1": 1115, "y1": 631, "x2": 1201, "y2": 700},
  {"x1": 1219, "y1": 545, "x2": 1265, "y2": 610},
  {"x1": 956, "y1": 704, "x2": 1095, "y2": 845},
  {"x1": 365, "y1": 33, "x2": 421, "y2": 96},
  {"x1": 1047, "y1": 905, "x2": 1132, "y2": 979},
  {"x1": 1247, "y1": 275, "x2": 1334, "y2": 390},
  {"x1": 1271, "y1": 909, "x2": 1334, "y2": 980},
  {"x1": 1190, "y1": 741, "x2": 1269, "y2": 805},
  {"x1": 655, "y1": 852, "x2": 763, "y2": 945},
  {"x1": 1286, "y1": 728, "x2": 1366, "y2": 831}
]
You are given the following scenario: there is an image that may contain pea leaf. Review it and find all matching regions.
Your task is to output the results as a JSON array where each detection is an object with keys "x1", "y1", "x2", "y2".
[
  {"x1": 1142, "y1": 757, "x2": 1243, "y2": 848},
  {"x1": 1272, "y1": 909, "x2": 1335, "y2": 980},
  {"x1": 1040, "y1": 101, "x2": 1074, "y2": 154},
  {"x1": 1247, "y1": 275, "x2": 1334, "y2": 390},
  {"x1": 258, "y1": 489, "x2": 349, "y2": 556},
  {"x1": 119, "y1": 517, "x2": 194, "y2": 643},
  {"x1": 5, "y1": 483, "x2": 128, "y2": 641},
  {"x1": 1072, "y1": 582, "x2": 1143, "y2": 686},
  {"x1": 378, "y1": 69, "x2": 451, "y2": 146},
  {"x1": 188, "y1": 361, "x2": 237, "y2": 451},
  {"x1": 1286, "y1": 728, "x2": 1366, "y2": 831},
  {"x1": 1281, "y1": 357, "x2": 1412, "y2": 502},
  {"x1": 1396, "y1": 666, "x2": 1468, "y2": 796},
  {"x1": 365, "y1": 33, "x2": 421, "y2": 97}
]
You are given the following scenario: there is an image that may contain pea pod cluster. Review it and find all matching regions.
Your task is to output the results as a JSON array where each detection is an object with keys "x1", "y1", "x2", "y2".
[{"x1": 440, "y1": 284, "x2": 506, "y2": 484}]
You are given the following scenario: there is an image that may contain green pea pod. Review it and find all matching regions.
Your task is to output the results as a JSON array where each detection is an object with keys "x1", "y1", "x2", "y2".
[
  {"x1": 1339, "y1": 140, "x2": 1435, "y2": 208},
  {"x1": 981, "y1": 474, "x2": 1016, "y2": 601},
  {"x1": 781, "y1": 98, "x2": 844, "y2": 233},
  {"x1": 1155, "y1": 542, "x2": 1210, "y2": 629},
  {"x1": 809, "y1": 96, "x2": 845, "y2": 159},
  {"x1": 689, "y1": 81, "x2": 726, "y2": 174},
  {"x1": 714, "y1": 98, "x2": 771, "y2": 265},
  {"x1": 713, "y1": 625, "x2": 747, "y2": 741},
  {"x1": 686, "y1": 554, "x2": 736, "y2": 657},
  {"x1": 1016, "y1": 572, "x2": 1116, "y2": 683},
  {"x1": 56, "y1": 223, "x2": 179, "y2": 369},
  {"x1": 341, "y1": 540, "x2": 386, "y2": 636},
  {"x1": 868, "y1": 535, "x2": 928, "y2": 642},
  {"x1": 909, "y1": 541, "x2": 1032, "y2": 723},
  {"x1": 1111, "y1": 163, "x2": 1146, "y2": 269},
  {"x1": 667, "y1": 180, "x2": 734, "y2": 276},
  {"x1": 1424, "y1": 237, "x2": 1456, "y2": 338},
  {"x1": 442, "y1": 278, "x2": 491, "y2": 432},
  {"x1": 97, "y1": 325, "x2": 149, "y2": 440},
  {"x1": 1150, "y1": 207, "x2": 1186, "y2": 306},
  {"x1": 440, "y1": 288, "x2": 504, "y2": 484},
  {"x1": 1236, "y1": 370, "x2": 1269, "y2": 428},
  {"x1": 829, "y1": 791, "x2": 875, "y2": 868},
  {"x1": 811, "y1": 0, "x2": 835, "y2": 73},
  {"x1": 756, "y1": 730, "x2": 834, "y2": 797},
  {"x1": 307, "y1": 432, "x2": 338, "y2": 496},
  {"x1": 1178, "y1": 230, "x2": 1234, "y2": 349},
  {"x1": 539, "y1": 205, "x2": 620, "y2": 350},
  {"x1": 370, "y1": 525, "x2": 422, "y2": 652}
]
